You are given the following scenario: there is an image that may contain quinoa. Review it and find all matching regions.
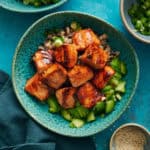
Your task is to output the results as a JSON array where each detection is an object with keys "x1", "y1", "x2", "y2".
[{"x1": 39, "y1": 25, "x2": 119, "y2": 61}]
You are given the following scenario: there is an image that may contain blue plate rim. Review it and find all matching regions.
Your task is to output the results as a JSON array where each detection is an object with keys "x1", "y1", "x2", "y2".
[{"x1": 12, "y1": 11, "x2": 140, "y2": 137}]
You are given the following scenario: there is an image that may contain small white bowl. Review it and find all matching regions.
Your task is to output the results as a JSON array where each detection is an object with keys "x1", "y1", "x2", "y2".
[{"x1": 110, "y1": 123, "x2": 150, "y2": 150}]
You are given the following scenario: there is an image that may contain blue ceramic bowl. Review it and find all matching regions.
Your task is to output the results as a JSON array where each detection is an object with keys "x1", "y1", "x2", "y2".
[
  {"x1": 0, "y1": 0, "x2": 67, "y2": 13},
  {"x1": 120, "y1": 0, "x2": 150, "y2": 44},
  {"x1": 12, "y1": 11, "x2": 139, "y2": 137}
]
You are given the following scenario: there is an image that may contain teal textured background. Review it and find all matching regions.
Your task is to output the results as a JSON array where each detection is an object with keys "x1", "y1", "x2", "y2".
[{"x1": 0, "y1": 0, "x2": 150, "y2": 149}]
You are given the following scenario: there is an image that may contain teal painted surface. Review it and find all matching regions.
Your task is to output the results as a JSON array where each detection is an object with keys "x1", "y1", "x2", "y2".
[
  {"x1": 0, "y1": 0, "x2": 150, "y2": 149},
  {"x1": 12, "y1": 11, "x2": 139, "y2": 137}
]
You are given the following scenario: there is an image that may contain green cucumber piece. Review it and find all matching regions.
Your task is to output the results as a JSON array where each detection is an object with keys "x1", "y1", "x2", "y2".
[
  {"x1": 52, "y1": 36, "x2": 64, "y2": 47},
  {"x1": 69, "y1": 108, "x2": 80, "y2": 118},
  {"x1": 87, "y1": 112, "x2": 96, "y2": 122},
  {"x1": 115, "y1": 93, "x2": 122, "y2": 100},
  {"x1": 69, "y1": 119, "x2": 85, "y2": 128},
  {"x1": 110, "y1": 58, "x2": 121, "y2": 72},
  {"x1": 109, "y1": 77, "x2": 120, "y2": 87},
  {"x1": 48, "y1": 97, "x2": 60, "y2": 113},
  {"x1": 93, "y1": 101, "x2": 105, "y2": 114},
  {"x1": 61, "y1": 110, "x2": 72, "y2": 121},
  {"x1": 105, "y1": 100, "x2": 115, "y2": 114},
  {"x1": 53, "y1": 38, "x2": 63, "y2": 47},
  {"x1": 107, "y1": 95, "x2": 117, "y2": 102},
  {"x1": 104, "y1": 89, "x2": 115, "y2": 98},
  {"x1": 69, "y1": 106, "x2": 89, "y2": 119},
  {"x1": 102, "y1": 85, "x2": 113, "y2": 92},
  {"x1": 115, "y1": 81, "x2": 126, "y2": 93},
  {"x1": 114, "y1": 72, "x2": 122, "y2": 80},
  {"x1": 76, "y1": 106, "x2": 89, "y2": 118},
  {"x1": 120, "y1": 62, "x2": 127, "y2": 75}
]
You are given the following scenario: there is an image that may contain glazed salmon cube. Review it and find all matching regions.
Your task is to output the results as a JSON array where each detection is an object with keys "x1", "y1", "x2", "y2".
[
  {"x1": 42, "y1": 63, "x2": 67, "y2": 89},
  {"x1": 80, "y1": 44, "x2": 109, "y2": 69},
  {"x1": 92, "y1": 66, "x2": 115, "y2": 89},
  {"x1": 56, "y1": 87, "x2": 76, "y2": 109},
  {"x1": 25, "y1": 73, "x2": 50, "y2": 101},
  {"x1": 33, "y1": 50, "x2": 54, "y2": 73},
  {"x1": 68, "y1": 65, "x2": 94, "y2": 87},
  {"x1": 54, "y1": 44, "x2": 77, "y2": 68},
  {"x1": 77, "y1": 82, "x2": 103, "y2": 108},
  {"x1": 72, "y1": 29, "x2": 100, "y2": 51}
]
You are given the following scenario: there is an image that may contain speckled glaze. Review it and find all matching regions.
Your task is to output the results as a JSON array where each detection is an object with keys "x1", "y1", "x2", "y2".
[
  {"x1": 12, "y1": 11, "x2": 139, "y2": 137},
  {"x1": 0, "y1": 0, "x2": 67, "y2": 13},
  {"x1": 120, "y1": 0, "x2": 150, "y2": 44},
  {"x1": 110, "y1": 123, "x2": 150, "y2": 150}
]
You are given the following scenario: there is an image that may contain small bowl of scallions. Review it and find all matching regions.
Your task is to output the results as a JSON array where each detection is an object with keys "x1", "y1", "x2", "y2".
[{"x1": 120, "y1": 0, "x2": 150, "y2": 44}]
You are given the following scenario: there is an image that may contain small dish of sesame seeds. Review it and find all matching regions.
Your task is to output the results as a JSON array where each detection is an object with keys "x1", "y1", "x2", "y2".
[{"x1": 110, "y1": 123, "x2": 150, "y2": 150}]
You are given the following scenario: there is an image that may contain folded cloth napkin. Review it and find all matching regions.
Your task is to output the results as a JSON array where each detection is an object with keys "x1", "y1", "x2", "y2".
[{"x1": 0, "y1": 70, "x2": 96, "y2": 150}]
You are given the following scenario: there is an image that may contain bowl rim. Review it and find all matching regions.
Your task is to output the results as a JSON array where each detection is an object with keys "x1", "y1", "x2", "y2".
[
  {"x1": 12, "y1": 11, "x2": 140, "y2": 137},
  {"x1": 109, "y1": 123, "x2": 150, "y2": 150},
  {"x1": 120, "y1": 0, "x2": 150, "y2": 44},
  {"x1": 0, "y1": 0, "x2": 67, "y2": 13}
]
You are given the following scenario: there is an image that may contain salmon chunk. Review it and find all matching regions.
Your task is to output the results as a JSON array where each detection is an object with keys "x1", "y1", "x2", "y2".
[
  {"x1": 54, "y1": 44, "x2": 77, "y2": 68},
  {"x1": 80, "y1": 44, "x2": 109, "y2": 69},
  {"x1": 56, "y1": 87, "x2": 76, "y2": 109},
  {"x1": 25, "y1": 73, "x2": 50, "y2": 101},
  {"x1": 72, "y1": 29, "x2": 100, "y2": 51},
  {"x1": 77, "y1": 82, "x2": 103, "y2": 108},
  {"x1": 93, "y1": 66, "x2": 115, "y2": 89},
  {"x1": 42, "y1": 63, "x2": 67, "y2": 89},
  {"x1": 33, "y1": 50, "x2": 54, "y2": 73},
  {"x1": 68, "y1": 65, "x2": 94, "y2": 87}
]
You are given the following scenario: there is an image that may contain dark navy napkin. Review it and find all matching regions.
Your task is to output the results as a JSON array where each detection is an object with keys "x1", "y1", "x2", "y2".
[{"x1": 0, "y1": 70, "x2": 95, "y2": 150}]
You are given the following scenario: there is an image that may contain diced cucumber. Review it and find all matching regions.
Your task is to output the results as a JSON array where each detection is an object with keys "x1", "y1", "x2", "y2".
[
  {"x1": 109, "y1": 77, "x2": 120, "y2": 87},
  {"x1": 102, "y1": 85, "x2": 113, "y2": 92},
  {"x1": 104, "y1": 89, "x2": 115, "y2": 99},
  {"x1": 110, "y1": 58, "x2": 127, "y2": 75},
  {"x1": 114, "y1": 72, "x2": 122, "y2": 80},
  {"x1": 53, "y1": 38, "x2": 63, "y2": 47},
  {"x1": 107, "y1": 95, "x2": 117, "y2": 102},
  {"x1": 69, "y1": 119, "x2": 85, "y2": 128},
  {"x1": 69, "y1": 108, "x2": 80, "y2": 118},
  {"x1": 48, "y1": 97, "x2": 60, "y2": 113},
  {"x1": 105, "y1": 89, "x2": 115, "y2": 95},
  {"x1": 105, "y1": 100, "x2": 115, "y2": 114},
  {"x1": 115, "y1": 81, "x2": 126, "y2": 93},
  {"x1": 115, "y1": 93, "x2": 122, "y2": 100},
  {"x1": 87, "y1": 112, "x2": 96, "y2": 122},
  {"x1": 110, "y1": 58, "x2": 121, "y2": 72},
  {"x1": 52, "y1": 36, "x2": 64, "y2": 47},
  {"x1": 76, "y1": 106, "x2": 89, "y2": 118},
  {"x1": 69, "y1": 106, "x2": 89, "y2": 119},
  {"x1": 93, "y1": 101, "x2": 105, "y2": 114},
  {"x1": 120, "y1": 62, "x2": 127, "y2": 75},
  {"x1": 61, "y1": 110, "x2": 72, "y2": 121}
]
